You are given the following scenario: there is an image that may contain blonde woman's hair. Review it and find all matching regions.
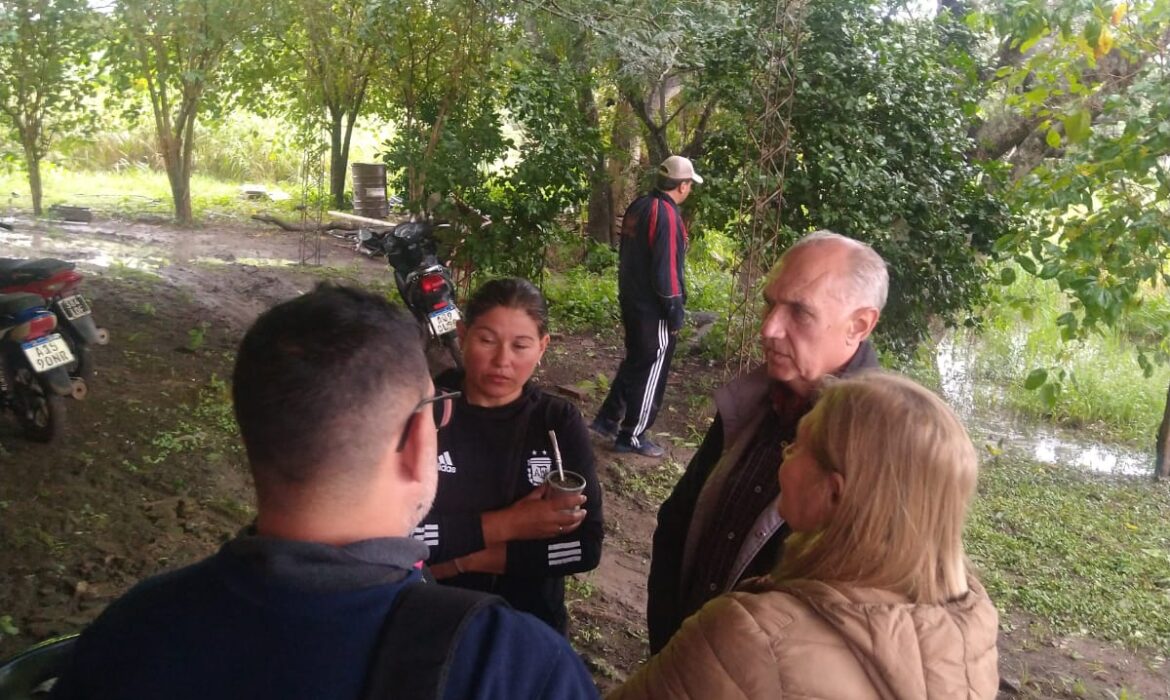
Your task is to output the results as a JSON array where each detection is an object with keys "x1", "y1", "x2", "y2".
[{"x1": 775, "y1": 371, "x2": 978, "y2": 603}]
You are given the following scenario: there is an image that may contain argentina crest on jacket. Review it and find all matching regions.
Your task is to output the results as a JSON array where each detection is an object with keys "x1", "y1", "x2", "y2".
[{"x1": 527, "y1": 450, "x2": 552, "y2": 486}]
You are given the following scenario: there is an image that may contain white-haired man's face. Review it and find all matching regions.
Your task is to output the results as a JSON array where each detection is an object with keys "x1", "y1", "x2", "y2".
[{"x1": 759, "y1": 242, "x2": 878, "y2": 396}]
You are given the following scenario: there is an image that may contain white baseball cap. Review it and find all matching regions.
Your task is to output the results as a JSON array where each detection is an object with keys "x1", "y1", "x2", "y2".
[{"x1": 659, "y1": 155, "x2": 703, "y2": 184}]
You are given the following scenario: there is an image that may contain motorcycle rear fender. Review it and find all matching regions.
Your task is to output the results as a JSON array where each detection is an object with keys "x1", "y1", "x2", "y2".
[
  {"x1": 40, "y1": 366, "x2": 75, "y2": 396},
  {"x1": 63, "y1": 312, "x2": 109, "y2": 345}
]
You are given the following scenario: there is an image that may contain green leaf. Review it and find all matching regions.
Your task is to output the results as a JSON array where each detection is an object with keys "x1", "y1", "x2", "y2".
[
  {"x1": 1024, "y1": 368, "x2": 1048, "y2": 391},
  {"x1": 999, "y1": 267, "x2": 1017, "y2": 286},
  {"x1": 1063, "y1": 110, "x2": 1092, "y2": 144},
  {"x1": 1038, "y1": 382, "x2": 1060, "y2": 411},
  {"x1": 1046, "y1": 128, "x2": 1062, "y2": 149},
  {"x1": 0, "y1": 615, "x2": 18, "y2": 636},
  {"x1": 1038, "y1": 262, "x2": 1061, "y2": 280},
  {"x1": 1015, "y1": 255, "x2": 1038, "y2": 275}
]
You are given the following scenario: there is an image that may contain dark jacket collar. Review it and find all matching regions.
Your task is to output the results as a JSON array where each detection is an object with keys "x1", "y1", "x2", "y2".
[{"x1": 222, "y1": 530, "x2": 429, "y2": 593}]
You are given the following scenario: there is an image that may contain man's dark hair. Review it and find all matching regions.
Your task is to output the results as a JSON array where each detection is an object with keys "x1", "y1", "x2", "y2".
[
  {"x1": 232, "y1": 284, "x2": 428, "y2": 487},
  {"x1": 464, "y1": 277, "x2": 550, "y2": 336},
  {"x1": 656, "y1": 174, "x2": 687, "y2": 192}
]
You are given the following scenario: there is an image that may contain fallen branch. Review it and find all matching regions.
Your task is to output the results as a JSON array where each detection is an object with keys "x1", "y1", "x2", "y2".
[{"x1": 251, "y1": 213, "x2": 357, "y2": 232}]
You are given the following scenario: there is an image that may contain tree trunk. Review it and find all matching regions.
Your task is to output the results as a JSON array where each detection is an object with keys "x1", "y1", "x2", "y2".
[
  {"x1": 329, "y1": 109, "x2": 347, "y2": 209},
  {"x1": 644, "y1": 127, "x2": 669, "y2": 168},
  {"x1": 23, "y1": 145, "x2": 43, "y2": 217},
  {"x1": 579, "y1": 84, "x2": 610, "y2": 244},
  {"x1": 608, "y1": 99, "x2": 641, "y2": 239},
  {"x1": 621, "y1": 85, "x2": 674, "y2": 167},
  {"x1": 160, "y1": 133, "x2": 192, "y2": 226},
  {"x1": 177, "y1": 110, "x2": 197, "y2": 226},
  {"x1": 342, "y1": 110, "x2": 358, "y2": 199},
  {"x1": 1155, "y1": 380, "x2": 1170, "y2": 480}
]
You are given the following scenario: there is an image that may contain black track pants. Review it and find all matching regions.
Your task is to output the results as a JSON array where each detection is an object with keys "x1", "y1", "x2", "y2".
[{"x1": 597, "y1": 307, "x2": 678, "y2": 439}]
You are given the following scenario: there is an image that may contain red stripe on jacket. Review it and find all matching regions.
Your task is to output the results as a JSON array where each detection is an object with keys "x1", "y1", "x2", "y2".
[
  {"x1": 647, "y1": 199, "x2": 660, "y2": 248},
  {"x1": 663, "y1": 201, "x2": 680, "y2": 295}
]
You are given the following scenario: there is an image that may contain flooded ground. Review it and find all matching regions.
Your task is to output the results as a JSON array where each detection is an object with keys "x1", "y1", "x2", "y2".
[
  {"x1": 0, "y1": 215, "x2": 377, "y2": 330},
  {"x1": 936, "y1": 332, "x2": 1151, "y2": 477}
]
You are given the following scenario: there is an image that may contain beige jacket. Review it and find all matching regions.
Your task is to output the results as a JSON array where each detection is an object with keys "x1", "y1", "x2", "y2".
[{"x1": 610, "y1": 577, "x2": 998, "y2": 699}]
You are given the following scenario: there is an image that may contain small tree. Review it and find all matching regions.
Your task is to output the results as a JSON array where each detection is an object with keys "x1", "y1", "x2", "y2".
[
  {"x1": 378, "y1": 0, "x2": 511, "y2": 207},
  {"x1": 0, "y1": 0, "x2": 95, "y2": 216},
  {"x1": 263, "y1": 0, "x2": 389, "y2": 209},
  {"x1": 980, "y1": 0, "x2": 1170, "y2": 478},
  {"x1": 107, "y1": 0, "x2": 266, "y2": 225}
]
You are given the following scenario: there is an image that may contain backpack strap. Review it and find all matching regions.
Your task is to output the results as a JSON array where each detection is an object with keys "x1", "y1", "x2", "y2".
[{"x1": 360, "y1": 582, "x2": 503, "y2": 700}]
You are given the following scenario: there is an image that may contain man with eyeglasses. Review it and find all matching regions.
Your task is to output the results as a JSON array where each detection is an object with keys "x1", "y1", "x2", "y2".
[{"x1": 50, "y1": 285, "x2": 598, "y2": 700}]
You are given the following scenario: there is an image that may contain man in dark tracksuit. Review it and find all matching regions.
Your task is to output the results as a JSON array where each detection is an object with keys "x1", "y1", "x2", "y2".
[{"x1": 592, "y1": 155, "x2": 703, "y2": 458}]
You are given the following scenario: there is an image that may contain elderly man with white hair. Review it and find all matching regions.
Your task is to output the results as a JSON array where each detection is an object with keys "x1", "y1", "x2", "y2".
[{"x1": 645, "y1": 231, "x2": 889, "y2": 653}]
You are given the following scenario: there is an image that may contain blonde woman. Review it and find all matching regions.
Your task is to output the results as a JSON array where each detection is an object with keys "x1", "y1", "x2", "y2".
[{"x1": 610, "y1": 372, "x2": 998, "y2": 699}]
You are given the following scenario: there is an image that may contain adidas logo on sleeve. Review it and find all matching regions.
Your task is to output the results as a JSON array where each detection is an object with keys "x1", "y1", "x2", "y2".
[{"x1": 437, "y1": 451, "x2": 456, "y2": 474}]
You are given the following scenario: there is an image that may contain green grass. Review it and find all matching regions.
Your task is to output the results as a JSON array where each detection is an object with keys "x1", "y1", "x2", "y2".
[
  {"x1": 542, "y1": 229, "x2": 739, "y2": 342},
  {"x1": 607, "y1": 457, "x2": 686, "y2": 507},
  {"x1": 968, "y1": 456, "x2": 1170, "y2": 652},
  {"x1": 0, "y1": 165, "x2": 304, "y2": 222},
  {"x1": 965, "y1": 270, "x2": 1170, "y2": 444},
  {"x1": 544, "y1": 267, "x2": 619, "y2": 332},
  {"x1": 51, "y1": 109, "x2": 395, "y2": 184},
  {"x1": 145, "y1": 377, "x2": 240, "y2": 468}
]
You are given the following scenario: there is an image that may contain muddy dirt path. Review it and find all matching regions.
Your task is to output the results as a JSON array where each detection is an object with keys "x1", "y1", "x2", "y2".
[{"x1": 0, "y1": 217, "x2": 1166, "y2": 699}]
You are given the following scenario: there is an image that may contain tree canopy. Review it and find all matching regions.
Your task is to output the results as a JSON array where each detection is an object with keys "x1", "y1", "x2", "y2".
[{"x1": 6, "y1": 0, "x2": 1170, "y2": 383}]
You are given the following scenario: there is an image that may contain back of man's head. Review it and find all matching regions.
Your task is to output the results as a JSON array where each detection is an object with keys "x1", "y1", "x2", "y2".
[{"x1": 232, "y1": 284, "x2": 428, "y2": 500}]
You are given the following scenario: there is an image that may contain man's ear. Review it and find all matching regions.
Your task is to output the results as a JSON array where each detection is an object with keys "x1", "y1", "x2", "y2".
[
  {"x1": 847, "y1": 307, "x2": 879, "y2": 343},
  {"x1": 397, "y1": 409, "x2": 434, "y2": 487}
]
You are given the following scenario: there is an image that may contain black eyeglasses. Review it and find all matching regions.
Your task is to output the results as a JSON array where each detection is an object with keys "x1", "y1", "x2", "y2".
[{"x1": 397, "y1": 390, "x2": 461, "y2": 453}]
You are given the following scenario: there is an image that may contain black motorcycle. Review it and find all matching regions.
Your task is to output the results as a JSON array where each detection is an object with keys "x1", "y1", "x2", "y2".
[
  {"x1": 363, "y1": 221, "x2": 463, "y2": 370},
  {"x1": 1, "y1": 293, "x2": 81, "y2": 442}
]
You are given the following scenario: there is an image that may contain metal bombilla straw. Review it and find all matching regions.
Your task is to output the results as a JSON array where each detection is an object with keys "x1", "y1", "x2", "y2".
[{"x1": 548, "y1": 430, "x2": 565, "y2": 481}]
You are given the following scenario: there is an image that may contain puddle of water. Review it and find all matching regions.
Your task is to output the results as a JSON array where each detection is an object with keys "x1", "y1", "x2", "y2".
[
  {"x1": 193, "y1": 256, "x2": 298, "y2": 269},
  {"x1": 935, "y1": 332, "x2": 1152, "y2": 477},
  {"x1": 1, "y1": 225, "x2": 297, "y2": 275}
]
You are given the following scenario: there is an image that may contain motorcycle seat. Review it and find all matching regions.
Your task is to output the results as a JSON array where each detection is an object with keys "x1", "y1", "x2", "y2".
[
  {"x1": 0, "y1": 257, "x2": 75, "y2": 283},
  {"x1": 0, "y1": 292, "x2": 45, "y2": 317}
]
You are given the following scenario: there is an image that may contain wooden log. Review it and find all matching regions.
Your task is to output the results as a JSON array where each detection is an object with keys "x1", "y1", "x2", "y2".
[
  {"x1": 250, "y1": 214, "x2": 357, "y2": 232},
  {"x1": 326, "y1": 210, "x2": 400, "y2": 228}
]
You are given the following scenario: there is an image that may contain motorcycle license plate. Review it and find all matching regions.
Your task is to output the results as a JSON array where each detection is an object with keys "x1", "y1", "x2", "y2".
[
  {"x1": 58, "y1": 294, "x2": 92, "y2": 321},
  {"x1": 21, "y1": 334, "x2": 75, "y2": 372},
  {"x1": 428, "y1": 307, "x2": 461, "y2": 336}
]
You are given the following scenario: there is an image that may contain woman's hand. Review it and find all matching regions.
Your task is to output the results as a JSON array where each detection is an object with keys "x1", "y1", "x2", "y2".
[
  {"x1": 432, "y1": 544, "x2": 507, "y2": 578},
  {"x1": 482, "y1": 484, "x2": 588, "y2": 543}
]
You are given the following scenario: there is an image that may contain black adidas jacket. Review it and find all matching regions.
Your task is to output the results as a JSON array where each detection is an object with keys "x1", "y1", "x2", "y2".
[{"x1": 413, "y1": 374, "x2": 604, "y2": 633}]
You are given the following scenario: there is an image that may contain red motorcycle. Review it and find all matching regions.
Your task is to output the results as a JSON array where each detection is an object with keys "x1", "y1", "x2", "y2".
[
  {"x1": 0, "y1": 257, "x2": 108, "y2": 384},
  {"x1": 1, "y1": 292, "x2": 79, "y2": 441}
]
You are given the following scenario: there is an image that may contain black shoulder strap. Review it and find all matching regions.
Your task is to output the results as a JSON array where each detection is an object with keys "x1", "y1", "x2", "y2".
[{"x1": 360, "y1": 582, "x2": 503, "y2": 700}]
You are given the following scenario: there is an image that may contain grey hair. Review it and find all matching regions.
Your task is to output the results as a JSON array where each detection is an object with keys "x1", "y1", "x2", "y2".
[{"x1": 780, "y1": 230, "x2": 889, "y2": 311}]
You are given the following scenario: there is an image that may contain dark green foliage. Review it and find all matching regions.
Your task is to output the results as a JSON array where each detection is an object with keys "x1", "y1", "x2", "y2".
[
  {"x1": 384, "y1": 23, "x2": 603, "y2": 282},
  {"x1": 778, "y1": 0, "x2": 1012, "y2": 355},
  {"x1": 651, "y1": 0, "x2": 1014, "y2": 356}
]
